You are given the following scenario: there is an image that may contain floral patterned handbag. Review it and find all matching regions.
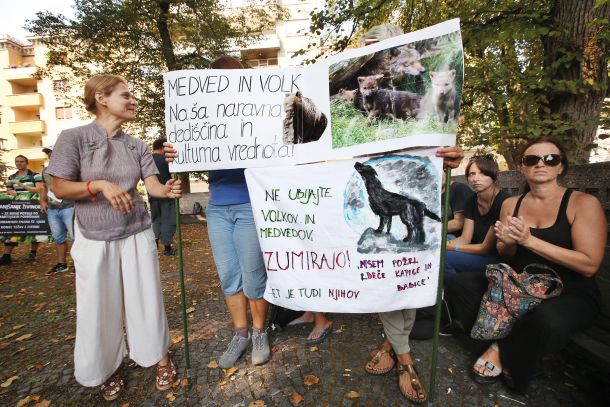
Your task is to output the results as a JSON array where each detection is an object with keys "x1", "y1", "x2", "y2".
[{"x1": 470, "y1": 263, "x2": 563, "y2": 340}]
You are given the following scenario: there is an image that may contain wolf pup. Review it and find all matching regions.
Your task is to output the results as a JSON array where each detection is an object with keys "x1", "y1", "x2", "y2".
[
  {"x1": 354, "y1": 162, "x2": 441, "y2": 244},
  {"x1": 283, "y1": 91, "x2": 328, "y2": 144},
  {"x1": 429, "y1": 69, "x2": 458, "y2": 123},
  {"x1": 330, "y1": 88, "x2": 357, "y2": 103},
  {"x1": 357, "y1": 74, "x2": 421, "y2": 124},
  {"x1": 330, "y1": 88, "x2": 365, "y2": 113}
]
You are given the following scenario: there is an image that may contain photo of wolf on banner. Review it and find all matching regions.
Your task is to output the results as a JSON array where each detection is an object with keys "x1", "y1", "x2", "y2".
[{"x1": 328, "y1": 30, "x2": 463, "y2": 149}]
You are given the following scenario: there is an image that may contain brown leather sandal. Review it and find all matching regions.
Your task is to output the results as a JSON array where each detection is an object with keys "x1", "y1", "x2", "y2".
[
  {"x1": 365, "y1": 347, "x2": 396, "y2": 375},
  {"x1": 100, "y1": 368, "x2": 123, "y2": 401},
  {"x1": 156, "y1": 358, "x2": 177, "y2": 391},
  {"x1": 397, "y1": 363, "x2": 427, "y2": 404}
]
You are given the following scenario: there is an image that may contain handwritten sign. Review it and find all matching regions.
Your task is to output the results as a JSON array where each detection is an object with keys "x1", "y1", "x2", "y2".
[
  {"x1": 165, "y1": 19, "x2": 462, "y2": 172},
  {"x1": 245, "y1": 153, "x2": 443, "y2": 312}
]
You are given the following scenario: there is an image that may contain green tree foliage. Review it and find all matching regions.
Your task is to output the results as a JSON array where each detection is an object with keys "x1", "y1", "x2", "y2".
[
  {"x1": 26, "y1": 0, "x2": 285, "y2": 137},
  {"x1": 307, "y1": 0, "x2": 610, "y2": 166}
]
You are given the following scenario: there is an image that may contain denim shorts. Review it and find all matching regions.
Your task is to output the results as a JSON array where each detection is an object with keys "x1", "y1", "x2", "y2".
[
  {"x1": 206, "y1": 203, "x2": 266, "y2": 299},
  {"x1": 47, "y1": 207, "x2": 74, "y2": 244}
]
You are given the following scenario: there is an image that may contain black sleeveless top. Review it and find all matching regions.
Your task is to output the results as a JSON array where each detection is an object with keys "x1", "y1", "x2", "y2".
[{"x1": 511, "y1": 189, "x2": 600, "y2": 305}]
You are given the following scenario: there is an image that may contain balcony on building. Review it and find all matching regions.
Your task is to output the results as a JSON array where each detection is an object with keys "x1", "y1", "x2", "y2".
[
  {"x1": 2, "y1": 64, "x2": 37, "y2": 81},
  {"x1": 8, "y1": 120, "x2": 45, "y2": 136},
  {"x1": 240, "y1": 33, "x2": 280, "y2": 68},
  {"x1": 6, "y1": 92, "x2": 43, "y2": 109},
  {"x1": 11, "y1": 147, "x2": 46, "y2": 167}
]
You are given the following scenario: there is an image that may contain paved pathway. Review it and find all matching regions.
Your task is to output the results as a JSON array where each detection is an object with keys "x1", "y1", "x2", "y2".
[{"x1": 0, "y1": 224, "x2": 604, "y2": 406}]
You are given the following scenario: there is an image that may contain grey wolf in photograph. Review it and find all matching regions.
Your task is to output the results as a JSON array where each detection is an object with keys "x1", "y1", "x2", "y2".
[
  {"x1": 354, "y1": 162, "x2": 441, "y2": 243},
  {"x1": 282, "y1": 91, "x2": 328, "y2": 144},
  {"x1": 387, "y1": 46, "x2": 427, "y2": 89},
  {"x1": 357, "y1": 74, "x2": 421, "y2": 124},
  {"x1": 430, "y1": 69, "x2": 458, "y2": 123}
]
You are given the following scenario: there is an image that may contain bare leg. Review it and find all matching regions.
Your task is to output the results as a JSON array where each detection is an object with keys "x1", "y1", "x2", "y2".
[
  {"x1": 157, "y1": 353, "x2": 169, "y2": 366},
  {"x1": 56, "y1": 242, "x2": 68, "y2": 264},
  {"x1": 249, "y1": 298, "x2": 269, "y2": 330},
  {"x1": 225, "y1": 291, "x2": 248, "y2": 329}
]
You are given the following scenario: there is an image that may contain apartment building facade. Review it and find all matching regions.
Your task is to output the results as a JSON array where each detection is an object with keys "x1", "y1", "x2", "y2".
[
  {"x1": 0, "y1": 35, "x2": 87, "y2": 175},
  {"x1": 230, "y1": 0, "x2": 322, "y2": 68},
  {"x1": 0, "y1": 0, "x2": 322, "y2": 176}
]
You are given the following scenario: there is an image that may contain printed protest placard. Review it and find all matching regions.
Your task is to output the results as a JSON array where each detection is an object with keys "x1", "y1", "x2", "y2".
[
  {"x1": 165, "y1": 19, "x2": 462, "y2": 172},
  {"x1": 0, "y1": 199, "x2": 50, "y2": 236},
  {"x1": 245, "y1": 152, "x2": 443, "y2": 313}
]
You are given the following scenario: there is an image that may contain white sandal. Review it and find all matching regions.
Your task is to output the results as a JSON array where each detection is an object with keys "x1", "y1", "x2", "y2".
[{"x1": 472, "y1": 342, "x2": 502, "y2": 384}]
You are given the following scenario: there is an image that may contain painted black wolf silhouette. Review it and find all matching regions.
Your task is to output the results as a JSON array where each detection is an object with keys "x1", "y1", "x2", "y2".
[{"x1": 354, "y1": 162, "x2": 441, "y2": 243}]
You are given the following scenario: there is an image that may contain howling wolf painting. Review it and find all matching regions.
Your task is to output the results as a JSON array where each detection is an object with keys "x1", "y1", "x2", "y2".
[{"x1": 344, "y1": 156, "x2": 441, "y2": 254}]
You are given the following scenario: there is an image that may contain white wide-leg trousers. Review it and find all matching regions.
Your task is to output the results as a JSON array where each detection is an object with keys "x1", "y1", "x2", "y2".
[{"x1": 72, "y1": 224, "x2": 170, "y2": 387}]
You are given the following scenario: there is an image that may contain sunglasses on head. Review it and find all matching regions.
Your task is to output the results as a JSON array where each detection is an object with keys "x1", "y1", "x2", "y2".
[{"x1": 521, "y1": 154, "x2": 562, "y2": 167}]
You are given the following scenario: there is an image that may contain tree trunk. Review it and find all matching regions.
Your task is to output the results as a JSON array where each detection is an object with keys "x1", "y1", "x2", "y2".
[
  {"x1": 544, "y1": 0, "x2": 610, "y2": 163},
  {"x1": 156, "y1": 0, "x2": 190, "y2": 193},
  {"x1": 177, "y1": 172, "x2": 191, "y2": 194}
]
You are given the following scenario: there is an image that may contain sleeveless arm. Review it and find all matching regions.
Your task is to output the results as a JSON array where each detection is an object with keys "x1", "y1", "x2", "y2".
[{"x1": 495, "y1": 197, "x2": 518, "y2": 258}]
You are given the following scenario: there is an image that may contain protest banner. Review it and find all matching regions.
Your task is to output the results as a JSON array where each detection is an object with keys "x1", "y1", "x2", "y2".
[
  {"x1": 245, "y1": 152, "x2": 443, "y2": 312},
  {"x1": 0, "y1": 198, "x2": 51, "y2": 237},
  {"x1": 165, "y1": 19, "x2": 462, "y2": 172}
]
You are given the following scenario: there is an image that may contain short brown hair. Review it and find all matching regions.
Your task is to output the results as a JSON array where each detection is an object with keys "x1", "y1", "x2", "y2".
[
  {"x1": 83, "y1": 74, "x2": 127, "y2": 113},
  {"x1": 210, "y1": 56, "x2": 244, "y2": 69},
  {"x1": 15, "y1": 155, "x2": 28, "y2": 164},
  {"x1": 465, "y1": 154, "x2": 499, "y2": 182}
]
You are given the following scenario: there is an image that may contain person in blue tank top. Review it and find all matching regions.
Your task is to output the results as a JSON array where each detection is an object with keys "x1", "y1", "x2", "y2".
[{"x1": 446, "y1": 137, "x2": 606, "y2": 393}]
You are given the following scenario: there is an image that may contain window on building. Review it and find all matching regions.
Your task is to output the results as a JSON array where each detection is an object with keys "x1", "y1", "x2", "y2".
[
  {"x1": 55, "y1": 106, "x2": 73, "y2": 120},
  {"x1": 53, "y1": 80, "x2": 70, "y2": 94},
  {"x1": 247, "y1": 58, "x2": 278, "y2": 68},
  {"x1": 285, "y1": 19, "x2": 310, "y2": 37}
]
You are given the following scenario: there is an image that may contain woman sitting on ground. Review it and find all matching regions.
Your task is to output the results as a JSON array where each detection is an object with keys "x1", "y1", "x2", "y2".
[
  {"x1": 446, "y1": 136, "x2": 606, "y2": 393},
  {"x1": 444, "y1": 155, "x2": 510, "y2": 282}
]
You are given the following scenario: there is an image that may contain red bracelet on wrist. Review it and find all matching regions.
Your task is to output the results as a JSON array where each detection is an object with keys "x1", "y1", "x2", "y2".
[{"x1": 86, "y1": 180, "x2": 97, "y2": 201}]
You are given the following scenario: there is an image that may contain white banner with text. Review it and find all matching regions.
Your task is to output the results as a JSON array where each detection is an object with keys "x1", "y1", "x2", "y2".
[{"x1": 245, "y1": 153, "x2": 443, "y2": 312}]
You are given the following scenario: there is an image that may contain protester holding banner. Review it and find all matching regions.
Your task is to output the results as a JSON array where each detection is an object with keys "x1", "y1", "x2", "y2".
[
  {"x1": 40, "y1": 144, "x2": 75, "y2": 275},
  {"x1": 442, "y1": 171, "x2": 474, "y2": 237},
  {"x1": 149, "y1": 137, "x2": 177, "y2": 256},
  {"x1": 446, "y1": 137, "x2": 605, "y2": 393},
  {"x1": 165, "y1": 56, "x2": 272, "y2": 369},
  {"x1": 46, "y1": 74, "x2": 182, "y2": 401},
  {"x1": 444, "y1": 155, "x2": 509, "y2": 282},
  {"x1": 364, "y1": 146, "x2": 464, "y2": 404},
  {"x1": 0, "y1": 155, "x2": 43, "y2": 265}
]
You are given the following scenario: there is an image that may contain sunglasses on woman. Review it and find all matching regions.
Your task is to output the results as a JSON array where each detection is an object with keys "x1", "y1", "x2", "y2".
[{"x1": 521, "y1": 154, "x2": 562, "y2": 167}]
